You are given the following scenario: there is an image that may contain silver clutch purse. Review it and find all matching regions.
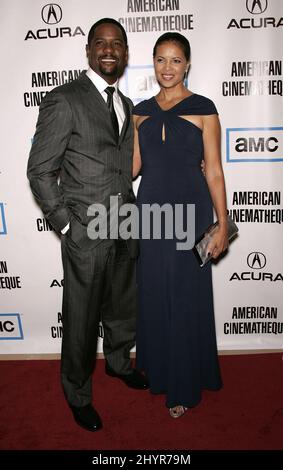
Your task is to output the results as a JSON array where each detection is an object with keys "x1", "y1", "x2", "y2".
[{"x1": 193, "y1": 212, "x2": 239, "y2": 267}]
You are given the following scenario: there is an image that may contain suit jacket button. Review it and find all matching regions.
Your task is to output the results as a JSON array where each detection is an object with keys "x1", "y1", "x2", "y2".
[
  {"x1": 118, "y1": 169, "x2": 122, "y2": 175},
  {"x1": 117, "y1": 145, "x2": 121, "y2": 150}
]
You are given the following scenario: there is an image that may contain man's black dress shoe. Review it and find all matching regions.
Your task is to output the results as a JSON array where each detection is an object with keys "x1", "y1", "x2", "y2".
[
  {"x1": 70, "y1": 404, "x2": 102, "y2": 432},
  {"x1": 105, "y1": 365, "x2": 149, "y2": 390}
]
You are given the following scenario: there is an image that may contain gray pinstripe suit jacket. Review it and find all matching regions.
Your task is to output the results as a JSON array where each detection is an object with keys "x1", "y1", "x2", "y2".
[{"x1": 28, "y1": 71, "x2": 137, "y2": 255}]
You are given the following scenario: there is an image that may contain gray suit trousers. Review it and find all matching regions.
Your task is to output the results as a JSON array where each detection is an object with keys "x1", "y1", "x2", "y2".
[{"x1": 60, "y1": 235, "x2": 136, "y2": 407}]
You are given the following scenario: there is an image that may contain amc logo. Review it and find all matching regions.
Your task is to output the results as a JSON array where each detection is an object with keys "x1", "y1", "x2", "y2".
[
  {"x1": 0, "y1": 314, "x2": 24, "y2": 340},
  {"x1": 226, "y1": 127, "x2": 283, "y2": 162},
  {"x1": 122, "y1": 65, "x2": 159, "y2": 105},
  {"x1": 0, "y1": 203, "x2": 7, "y2": 235}
]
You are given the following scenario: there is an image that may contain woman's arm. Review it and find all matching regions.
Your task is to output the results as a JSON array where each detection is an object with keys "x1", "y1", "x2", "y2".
[
  {"x1": 132, "y1": 115, "x2": 142, "y2": 179},
  {"x1": 202, "y1": 114, "x2": 228, "y2": 259}
]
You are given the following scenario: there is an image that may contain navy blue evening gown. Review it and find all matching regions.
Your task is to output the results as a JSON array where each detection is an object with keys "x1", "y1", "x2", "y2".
[{"x1": 134, "y1": 94, "x2": 222, "y2": 408}]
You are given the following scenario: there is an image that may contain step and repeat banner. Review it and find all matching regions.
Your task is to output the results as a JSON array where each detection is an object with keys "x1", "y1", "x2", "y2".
[{"x1": 1, "y1": 0, "x2": 282, "y2": 354}]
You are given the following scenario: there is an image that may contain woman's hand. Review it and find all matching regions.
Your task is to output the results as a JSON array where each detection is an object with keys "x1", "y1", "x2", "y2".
[{"x1": 206, "y1": 224, "x2": 229, "y2": 260}]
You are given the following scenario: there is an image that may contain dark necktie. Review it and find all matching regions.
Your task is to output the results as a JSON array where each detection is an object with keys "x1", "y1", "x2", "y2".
[{"x1": 105, "y1": 86, "x2": 119, "y2": 139}]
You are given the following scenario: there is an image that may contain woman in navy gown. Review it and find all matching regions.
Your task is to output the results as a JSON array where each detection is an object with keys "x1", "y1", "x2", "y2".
[{"x1": 133, "y1": 33, "x2": 228, "y2": 418}]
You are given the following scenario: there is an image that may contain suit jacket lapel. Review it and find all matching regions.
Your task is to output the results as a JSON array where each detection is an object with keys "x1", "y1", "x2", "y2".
[
  {"x1": 78, "y1": 72, "x2": 131, "y2": 143},
  {"x1": 78, "y1": 71, "x2": 109, "y2": 119}
]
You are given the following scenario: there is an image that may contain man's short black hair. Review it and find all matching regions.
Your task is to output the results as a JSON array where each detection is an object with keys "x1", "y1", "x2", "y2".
[{"x1": 87, "y1": 18, "x2": 128, "y2": 47}]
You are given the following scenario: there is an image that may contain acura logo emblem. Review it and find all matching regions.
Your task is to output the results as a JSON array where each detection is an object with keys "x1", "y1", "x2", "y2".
[
  {"x1": 247, "y1": 252, "x2": 266, "y2": 269},
  {"x1": 246, "y1": 0, "x2": 268, "y2": 15},
  {"x1": 41, "y1": 4, "x2": 62, "y2": 25}
]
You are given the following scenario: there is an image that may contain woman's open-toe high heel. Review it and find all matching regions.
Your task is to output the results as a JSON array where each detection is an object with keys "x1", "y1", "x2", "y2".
[{"x1": 169, "y1": 405, "x2": 188, "y2": 418}]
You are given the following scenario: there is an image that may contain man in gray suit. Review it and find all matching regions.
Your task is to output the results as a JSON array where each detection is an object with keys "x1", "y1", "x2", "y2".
[{"x1": 27, "y1": 18, "x2": 148, "y2": 432}]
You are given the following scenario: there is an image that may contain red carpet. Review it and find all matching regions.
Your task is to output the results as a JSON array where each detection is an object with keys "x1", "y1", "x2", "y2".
[{"x1": 0, "y1": 354, "x2": 282, "y2": 450}]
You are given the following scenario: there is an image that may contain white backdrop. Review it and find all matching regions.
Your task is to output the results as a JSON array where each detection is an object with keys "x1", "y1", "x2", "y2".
[{"x1": 1, "y1": 0, "x2": 282, "y2": 354}]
